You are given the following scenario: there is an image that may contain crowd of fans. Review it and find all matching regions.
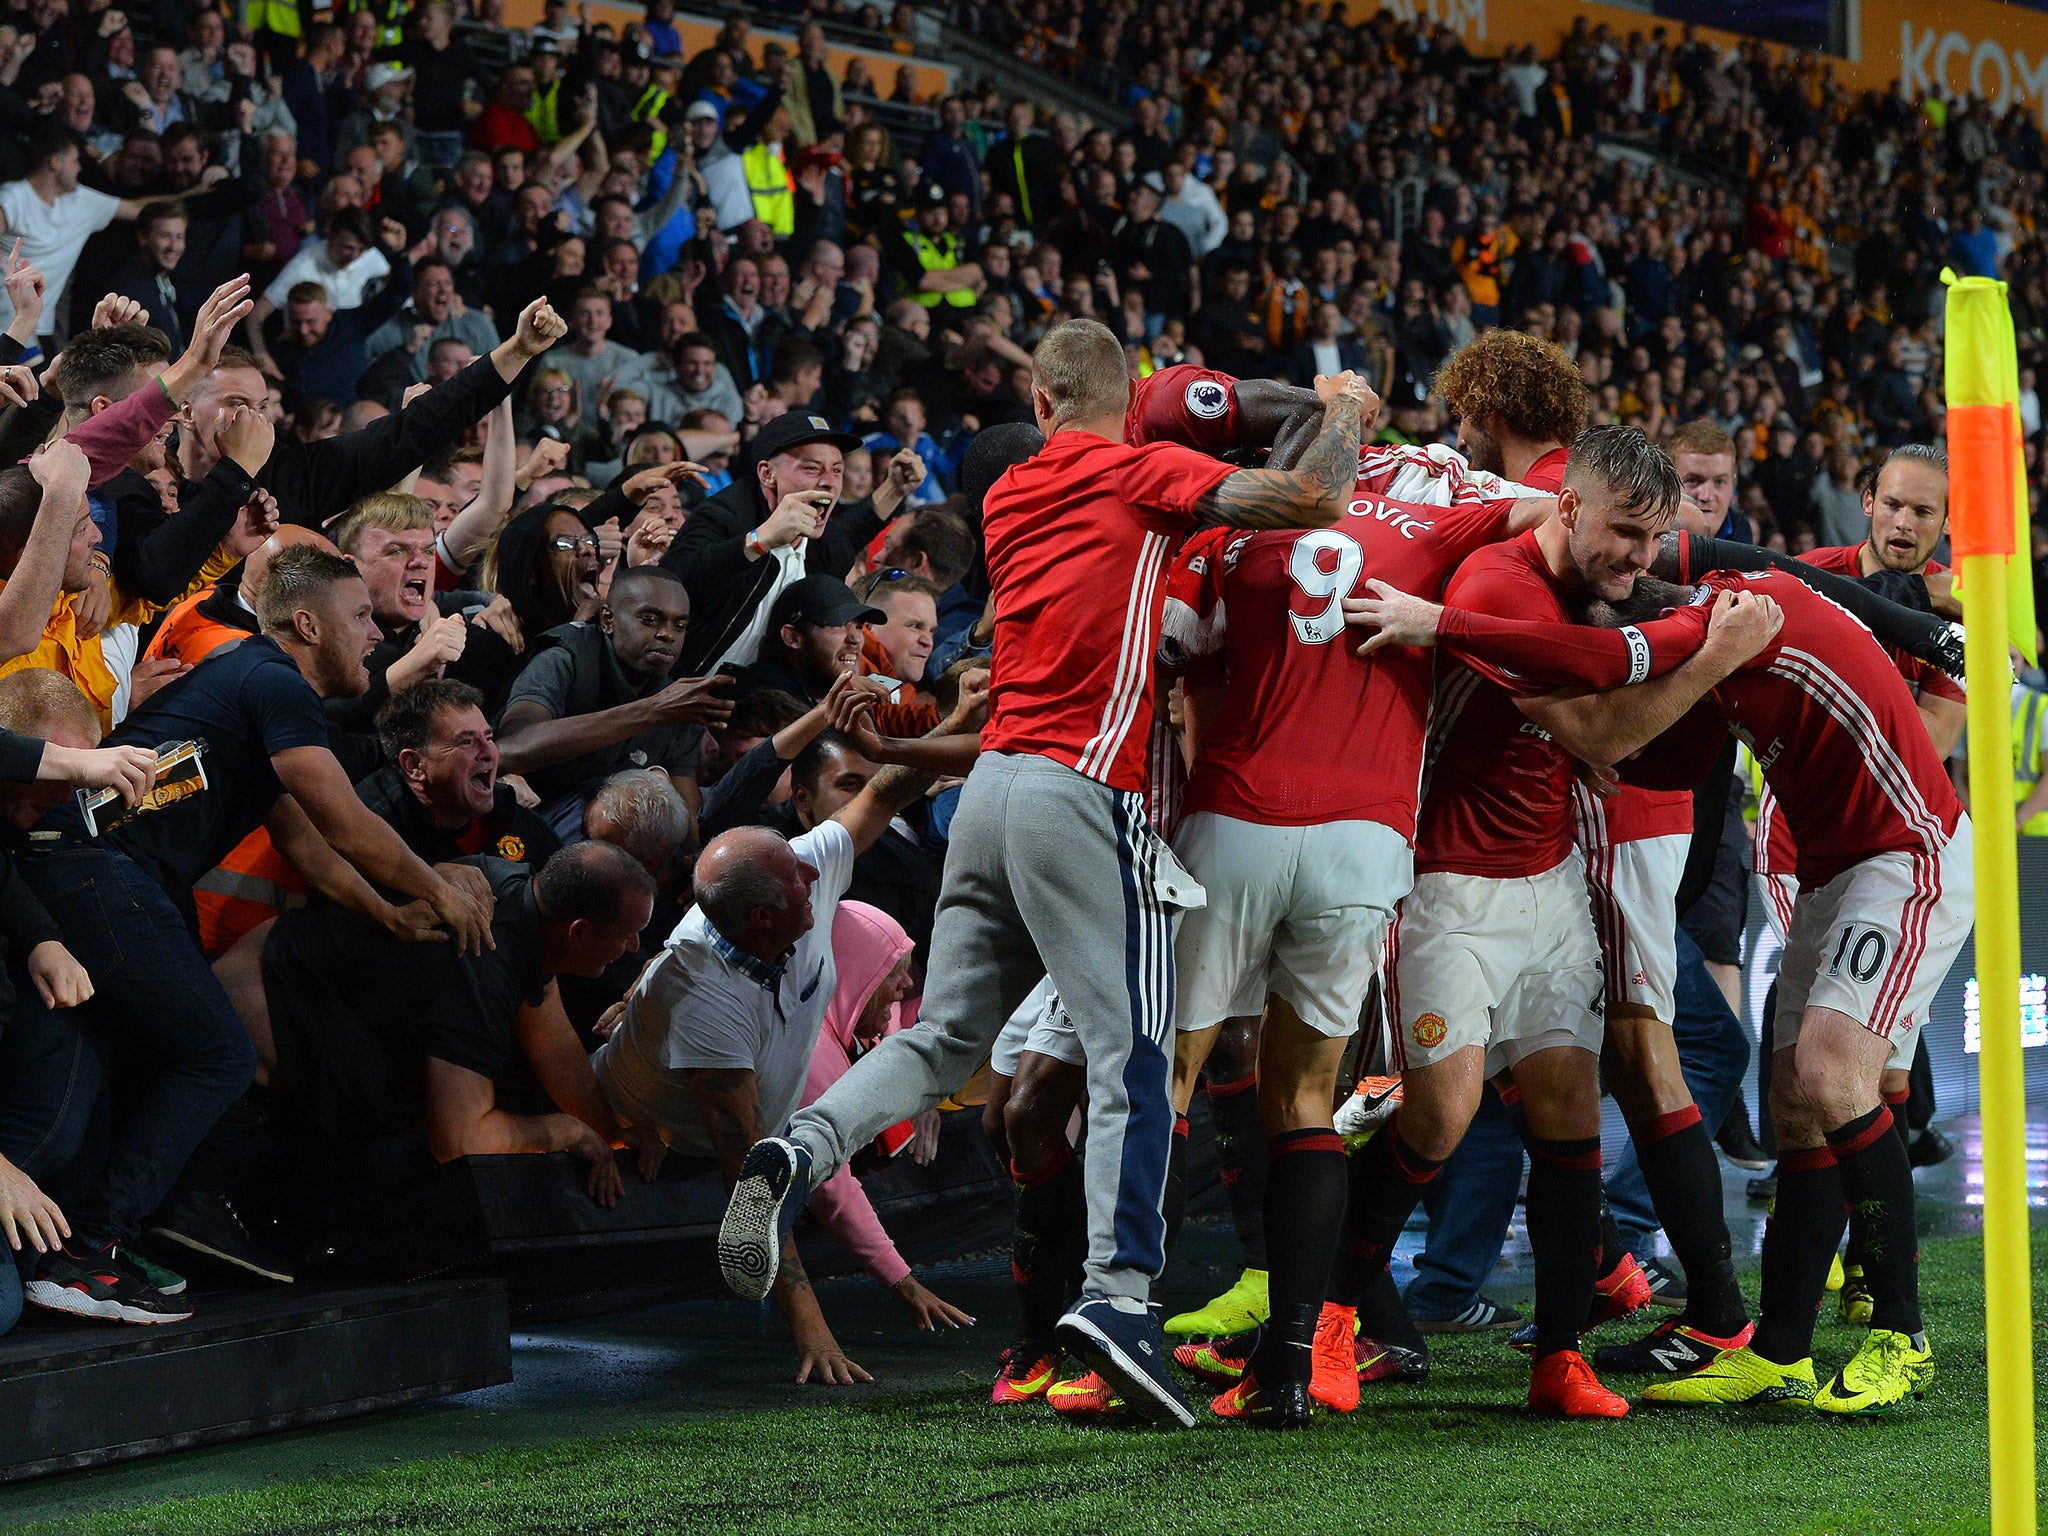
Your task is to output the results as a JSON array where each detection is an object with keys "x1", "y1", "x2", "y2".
[{"x1": 0, "y1": 0, "x2": 2021, "y2": 1370}]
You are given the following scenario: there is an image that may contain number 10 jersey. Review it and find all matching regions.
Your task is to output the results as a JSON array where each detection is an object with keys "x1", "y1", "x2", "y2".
[{"x1": 1161, "y1": 458, "x2": 1518, "y2": 837}]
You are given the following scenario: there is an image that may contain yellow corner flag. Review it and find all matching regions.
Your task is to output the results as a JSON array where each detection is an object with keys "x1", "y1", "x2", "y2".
[
  {"x1": 1943, "y1": 268, "x2": 2038, "y2": 666},
  {"x1": 1943, "y1": 269, "x2": 2036, "y2": 1536}
]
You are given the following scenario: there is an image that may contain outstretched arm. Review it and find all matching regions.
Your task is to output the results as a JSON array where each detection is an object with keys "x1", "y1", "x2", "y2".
[
  {"x1": 1345, "y1": 578, "x2": 1707, "y2": 688},
  {"x1": 1654, "y1": 530, "x2": 1963, "y2": 677},
  {"x1": 1191, "y1": 374, "x2": 1374, "y2": 529},
  {"x1": 1516, "y1": 590, "x2": 1784, "y2": 770},
  {"x1": 438, "y1": 396, "x2": 519, "y2": 571},
  {"x1": 0, "y1": 439, "x2": 88, "y2": 664}
]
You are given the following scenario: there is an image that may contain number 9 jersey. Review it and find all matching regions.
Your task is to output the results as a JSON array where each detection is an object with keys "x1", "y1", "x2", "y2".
[{"x1": 1160, "y1": 457, "x2": 1520, "y2": 840}]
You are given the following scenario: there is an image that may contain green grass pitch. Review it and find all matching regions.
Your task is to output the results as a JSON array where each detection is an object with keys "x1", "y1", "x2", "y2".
[{"x1": 15, "y1": 1232, "x2": 2037, "y2": 1536}]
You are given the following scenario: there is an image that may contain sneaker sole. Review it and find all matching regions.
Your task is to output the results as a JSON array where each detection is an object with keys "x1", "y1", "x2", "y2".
[
  {"x1": 717, "y1": 1143, "x2": 796, "y2": 1301},
  {"x1": 145, "y1": 1226, "x2": 294, "y2": 1285},
  {"x1": 24, "y1": 1281, "x2": 192, "y2": 1325},
  {"x1": 1056, "y1": 1312, "x2": 1197, "y2": 1429}
]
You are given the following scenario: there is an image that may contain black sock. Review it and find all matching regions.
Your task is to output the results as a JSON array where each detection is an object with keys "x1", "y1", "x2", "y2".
[
  {"x1": 1829, "y1": 1104, "x2": 1922, "y2": 1337},
  {"x1": 1634, "y1": 1105, "x2": 1748, "y2": 1335},
  {"x1": 1151, "y1": 1115, "x2": 1190, "y2": 1306},
  {"x1": 1354, "y1": 1263, "x2": 1427, "y2": 1353},
  {"x1": 1012, "y1": 1143, "x2": 1085, "y2": 1347},
  {"x1": 1331, "y1": 1119, "x2": 1441, "y2": 1306},
  {"x1": 1526, "y1": 1135, "x2": 1603, "y2": 1360},
  {"x1": 1248, "y1": 1128, "x2": 1348, "y2": 1390},
  {"x1": 1206, "y1": 1074, "x2": 1269, "y2": 1268},
  {"x1": 1752, "y1": 1144, "x2": 1849, "y2": 1363},
  {"x1": 1597, "y1": 1199, "x2": 1626, "y2": 1275},
  {"x1": 1841, "y1": 1094, "x2": 1908, "y2": 1278},
  {"x1": 1885, "y1": 1089, "x2": 1912, "y2": 1155}
]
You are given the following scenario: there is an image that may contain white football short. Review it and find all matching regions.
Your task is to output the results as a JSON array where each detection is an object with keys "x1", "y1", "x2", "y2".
[
  {"x1": 989, "y1": 976, "x2": 1084, "y2": 1078},
  {"x1": 1756, "y1": 869, "x2": 1799, "y2": 946},
  {"x1": 1772, "y1": 818, "x2": 1975, "y2": 1069},
  {"x1": 1581, "y1": 832, "x2": 1688, "y2": 1022},
  {"x1": 1388, "y1": 853, "x2": 1605, "y2": 1075},
  {"x1": 1171, "y1": 812, "x2": 1414, "y2": 1039}
]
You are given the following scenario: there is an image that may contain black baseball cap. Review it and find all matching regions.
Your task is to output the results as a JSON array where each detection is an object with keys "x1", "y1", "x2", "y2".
[
  {"x1": 753, "y1": 409, "x2": 862, "y2": 459},
  {"x1": 769, "y1": 575, "x2": 885, "y2": 632}
]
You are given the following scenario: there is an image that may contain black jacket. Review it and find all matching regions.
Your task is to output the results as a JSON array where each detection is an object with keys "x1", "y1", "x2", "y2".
[
  {"x1": 109, "y1": 258, "x2": 186, "y2": 350},
  {"x1": 240, "y1": 353, "x2": 521, "y2": 529},
  {"x1": 356, "y1": 764, "x2": 561, "y2": 869},
  {"x1": 660, "y1": 478, "x2": 889, "y2": 676}
]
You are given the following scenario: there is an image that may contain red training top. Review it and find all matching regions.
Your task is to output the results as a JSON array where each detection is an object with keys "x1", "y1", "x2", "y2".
[{"x1": 979, "y1": 431, "x2": 1231, "y2": 792}]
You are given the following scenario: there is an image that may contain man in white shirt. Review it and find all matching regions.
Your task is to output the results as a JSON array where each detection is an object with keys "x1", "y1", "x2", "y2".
[
  {"x1": 1155, "y1": 161, "x2": 1226, "y2": 256},
  {"x1": 0, "y1": 127, "x2": 218, "y2": 342},
  {"x1": 689, "y1": 101, "x2": 755, "y2": 233},
  {"x1": 594, "y1": 721, "x2": 949, "y2": 1384}
]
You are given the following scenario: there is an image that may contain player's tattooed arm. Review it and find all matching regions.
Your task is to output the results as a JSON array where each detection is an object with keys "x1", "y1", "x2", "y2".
[{"x1": 1193, "y1": 374, "x2": 1375, "y2": 529}]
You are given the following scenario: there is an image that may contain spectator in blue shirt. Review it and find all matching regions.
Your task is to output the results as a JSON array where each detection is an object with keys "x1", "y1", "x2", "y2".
[
  {"x1": 862, "y1": 390, "x2": 947, "y2": 505},
  {"x1": 1948, "y1": 202, "x2": 2000, "y2": 278},
  {"x1": 917, "y1": 97, "x2": 981, "y2": 221}
]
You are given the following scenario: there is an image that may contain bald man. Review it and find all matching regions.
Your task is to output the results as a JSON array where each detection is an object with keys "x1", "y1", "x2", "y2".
[
  {"x1": 592, "y1": 725, "x2": 961, "y2": 1386},
  {"x1": 144, "y1": 524, "x2": 340, "y2": 671}
]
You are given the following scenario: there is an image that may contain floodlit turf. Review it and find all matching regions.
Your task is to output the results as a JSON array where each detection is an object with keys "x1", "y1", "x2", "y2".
[{"x1": 17, "y1": 1233, "x2": 2030, "y2": 1536}]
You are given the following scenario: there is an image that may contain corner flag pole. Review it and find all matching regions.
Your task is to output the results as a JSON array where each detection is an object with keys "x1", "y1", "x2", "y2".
[{"x1": 1944, "y1": 269, "x2": 2035, "y2": 1536}]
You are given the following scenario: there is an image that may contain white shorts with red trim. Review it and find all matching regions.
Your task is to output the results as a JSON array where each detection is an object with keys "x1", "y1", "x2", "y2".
[
  {"x1": 1579, "y1": 831, "x2": 1687, "y2": 1022},
  {"x1": 1772, "y1": 817, "x2": 1975, "y2": 1069},
  {"x1": 989, "y1": 977, "x2": 1085, "y2": 1078},
  {"x1": 1756, "y1": 869, "x2": 1799, "y2": 946},
  {"x1": 1171, "y1": 812, "x2": 1413, "y2": 1039},
  {"x1": 1388, "y1": 854, "x2": 1605, "y2": 1076}
]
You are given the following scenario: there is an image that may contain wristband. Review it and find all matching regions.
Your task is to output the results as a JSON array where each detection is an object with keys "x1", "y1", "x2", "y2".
[{"x1": 746, "y1": 528, "x2": 767, "y2": 558}]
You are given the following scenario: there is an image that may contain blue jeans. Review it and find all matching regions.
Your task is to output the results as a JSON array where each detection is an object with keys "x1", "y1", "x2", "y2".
[
  {"x1": 5, "y1": 847, "x2": 254, "y2": 1248},
  {"x1": 1605, "y1": 926, "x2": 1751, "y2": 1250},
  {"x1": 1405, "y1": 1082, "x2": 1524, "y2": 1320}
]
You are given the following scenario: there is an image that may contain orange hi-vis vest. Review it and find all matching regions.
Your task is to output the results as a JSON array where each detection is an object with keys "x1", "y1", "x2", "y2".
[{"x1": 148, "y1": 596, "x2": 308, "y2": 957}]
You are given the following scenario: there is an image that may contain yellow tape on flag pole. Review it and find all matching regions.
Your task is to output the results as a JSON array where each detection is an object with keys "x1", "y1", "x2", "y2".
[{"x1": 1944, "y1": 270, "x2": 2035, "y2": 1536}]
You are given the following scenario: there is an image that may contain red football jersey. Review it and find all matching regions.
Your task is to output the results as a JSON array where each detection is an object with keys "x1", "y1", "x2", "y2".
[
  {"x1": 1671, "y1": 570, "x2": 1964, "y2": 888},
  {"x1": 1797, "y1": 543, "x2": 1965, "y2": 706},
  {"x1": 980, "y1": 431, "x2": 1231, "y2": 792},
  {"x1": 1167, "y1": 467, "x2": 1517, "y2": 834},
  {"x1": 1125, "y1": 364, "x2": 1241, "y2": 454},
  {"x1": 1520, "y1": 438, "x2": 1696, "y2": 846},
  {"x1": 1598, "y1": 783, "x2": 1697, "y2": 844},
  {"x1": 1521, "y1": 445, "x2": 1570, "y2": 494},
  {"x1": 1754, "y1": 543, "x2": 1963, "y2": 880},
  {"x1": 1414, "y1": 532, "x2": 1583, "y2": 878}
]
